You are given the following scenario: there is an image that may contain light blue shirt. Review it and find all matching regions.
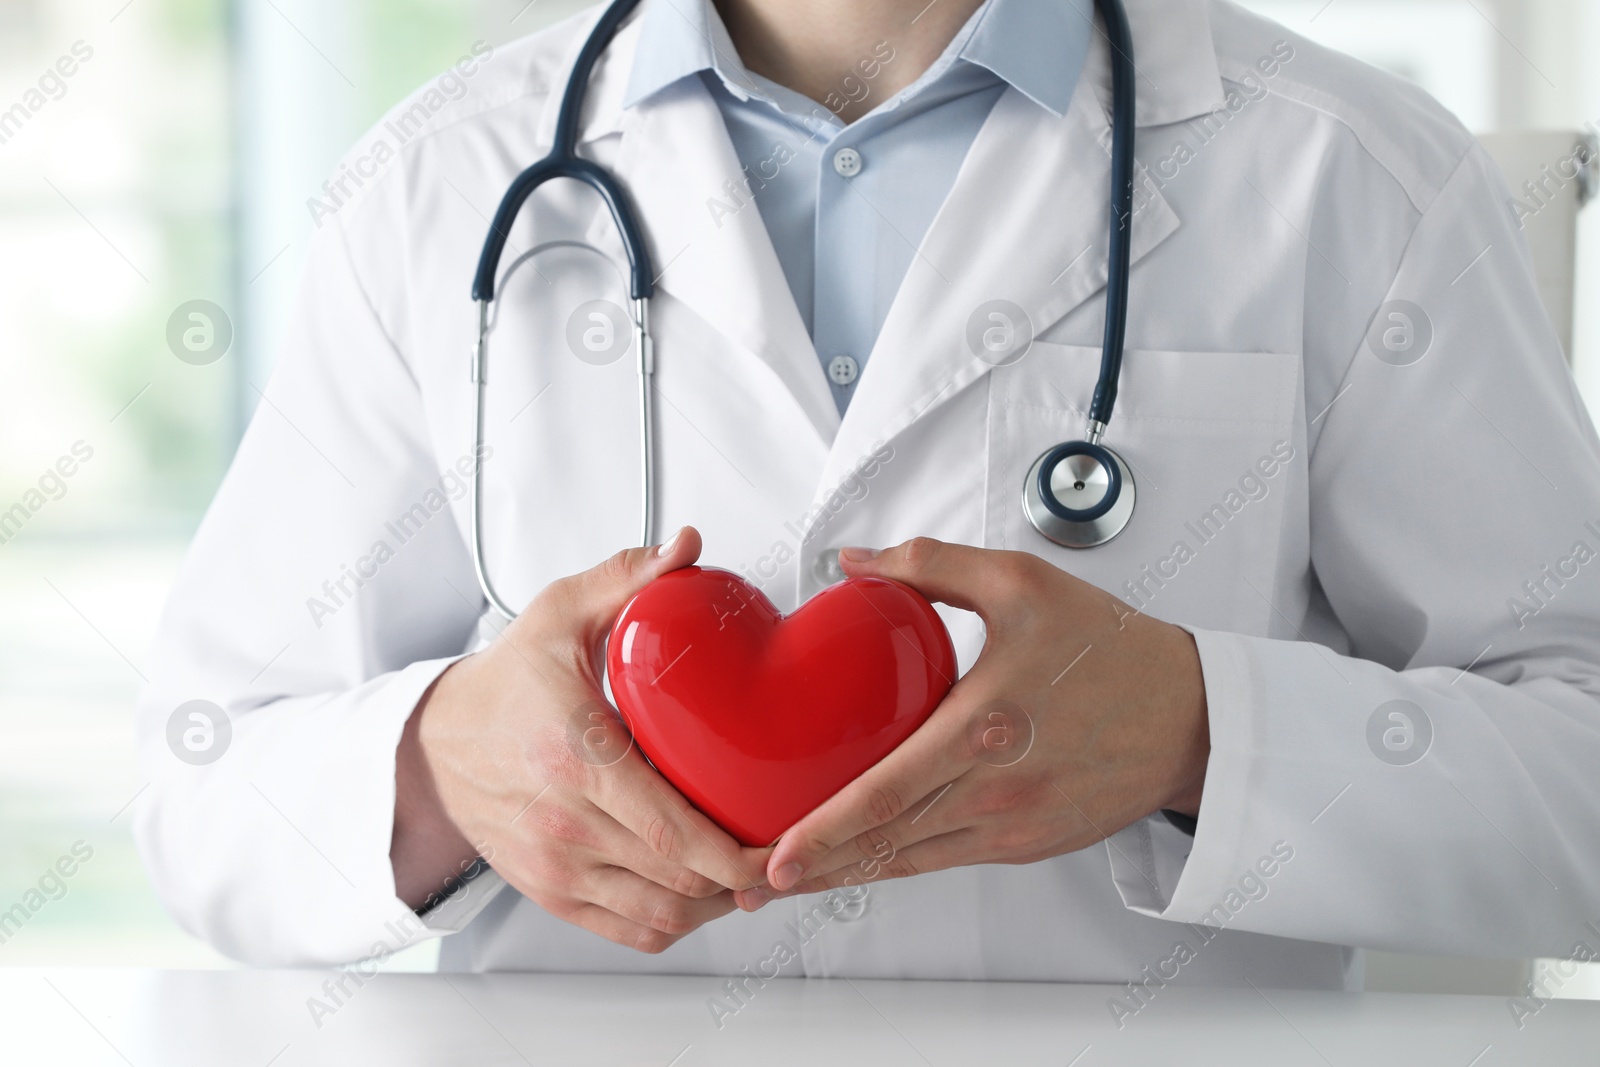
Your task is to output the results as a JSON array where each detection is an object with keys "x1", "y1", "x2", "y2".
[{"x1": 624, "y1": 0, "x2": 1091, "y2": 413}]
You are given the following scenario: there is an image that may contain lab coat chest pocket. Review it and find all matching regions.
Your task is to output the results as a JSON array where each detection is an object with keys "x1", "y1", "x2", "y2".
[{"x1": 983, "y1": 344, "x2": 1305, "y2": 634}]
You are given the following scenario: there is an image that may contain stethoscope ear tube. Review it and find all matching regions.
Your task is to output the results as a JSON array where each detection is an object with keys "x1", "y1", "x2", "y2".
[
  {"x1": 470, "y1": 158, "x2": 656, "y2": 304},
  {"x1": 470, "y1": 0, "x2": 654, "y2": 304}
]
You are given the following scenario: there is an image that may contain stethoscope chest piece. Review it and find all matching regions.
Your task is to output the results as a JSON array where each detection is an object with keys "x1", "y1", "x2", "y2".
[{"x1": 1022, "y1": 440, "x2": 1136, "y2": 548}]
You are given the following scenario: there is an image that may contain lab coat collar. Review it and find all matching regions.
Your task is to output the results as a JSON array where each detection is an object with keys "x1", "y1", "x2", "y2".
[
  {"x1": 585, "y1": 78, "x2": 843, "y2": 445},
  {"x1": 620, "y1": 0, "x2": 755, "y2": 108},
  {"x1": 813, "y1": 70, "x2": 1184, "y2": 512},
  {"x1": 1084, "y1": 0, "x2": 1229, "y2": 128},
  {"x1": 528, "y1": 5, "x2": 838, "y2": 442},
  {"x1": 531, "y1": 3, "x2": 844, "y2": 438},
  {"x1": 964, "y1": 0, "x2": 1092, "y2": 117},
  {"x1": 531, "y1": 3, "x2": 639, "y2": 148}
]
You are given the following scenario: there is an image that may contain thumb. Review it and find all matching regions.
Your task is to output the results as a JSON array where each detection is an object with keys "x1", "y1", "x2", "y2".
[
  {"x1": 837, "y1": 537, "x2": 1021, "y2": 617},
  {"x1": 557, "y1": 525, "x2": 702, "y2": 640}
]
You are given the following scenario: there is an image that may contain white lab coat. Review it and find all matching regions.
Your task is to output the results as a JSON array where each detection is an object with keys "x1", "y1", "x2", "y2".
[{"x1": 135, "y1": 0, "x2": 1600, "y2": 987}]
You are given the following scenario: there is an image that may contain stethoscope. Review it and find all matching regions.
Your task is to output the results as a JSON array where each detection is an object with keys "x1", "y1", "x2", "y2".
[{"x1": 469, "y1": 0, "x2": 1138, "y2": 620}]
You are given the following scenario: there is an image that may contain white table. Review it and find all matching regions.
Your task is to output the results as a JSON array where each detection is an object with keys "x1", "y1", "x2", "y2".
[{"x1": 1, "y1": 968, "x2": 1592, "y2": 1065}]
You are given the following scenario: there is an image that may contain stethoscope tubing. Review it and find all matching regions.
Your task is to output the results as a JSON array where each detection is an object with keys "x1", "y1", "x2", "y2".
[
  {"x1": 470, "y1": 291, "x2": 655, "y2": 621},
  {"x1": 471, "y1": 0, "x2": 655, "y2": 304},
  {"x1": 1089, "y1": 0, "x2": 1137, "y2": 434}
]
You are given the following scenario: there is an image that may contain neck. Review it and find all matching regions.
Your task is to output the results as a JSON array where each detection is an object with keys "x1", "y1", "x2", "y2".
[{"x1": 713, "y1": 0, "x2": 986, "y2": 124}]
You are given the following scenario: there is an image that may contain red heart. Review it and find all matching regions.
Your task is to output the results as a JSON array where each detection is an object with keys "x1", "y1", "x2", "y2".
[{"x1": 606, "y1": 566, "x2": 957, "y2": 846}]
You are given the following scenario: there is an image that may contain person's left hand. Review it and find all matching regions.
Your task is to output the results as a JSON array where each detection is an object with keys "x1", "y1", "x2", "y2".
[{"x1": 736, "y1": 537, "x2": 1210, "y2": 908}]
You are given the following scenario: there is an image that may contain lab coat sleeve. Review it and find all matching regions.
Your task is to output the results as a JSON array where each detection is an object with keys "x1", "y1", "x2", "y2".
[
  {"x1": 132, "y1": 204, "x2": 505, "y2": 966},
  {"x1": 1108, "y1": 142, "x2": 1600, "y2": 957}
]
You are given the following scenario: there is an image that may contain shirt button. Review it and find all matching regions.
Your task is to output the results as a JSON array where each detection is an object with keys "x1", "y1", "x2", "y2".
[
  {"x1": 813, "y1": 548, "x2": 846, "y2": 587},
  {"x1": 827, "y1": 354, "x2": 859, "y2": 386},
  {"x1": 832, "y1": 147, "x2": 862, "y2": 178}
]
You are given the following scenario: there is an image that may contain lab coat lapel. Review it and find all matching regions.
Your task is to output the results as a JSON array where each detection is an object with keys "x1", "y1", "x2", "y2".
[
  {"x1": 815, "y1": 81, "x2": 1182, "y2": 501},
  {"x1": 584, "y1": 80, "x2": 841, "y2": 446}
]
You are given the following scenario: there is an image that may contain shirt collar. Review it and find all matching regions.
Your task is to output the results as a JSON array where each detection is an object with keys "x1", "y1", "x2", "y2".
[
  {"x1": 961, "y1": 0, "x2": 1091, "y2": 116},
  {"x1": 622, "y1": 0, "x2": 1091, "y2": 118},
  {"x1": 622, "y1": 0, "x2": 752, "y2": 108}
]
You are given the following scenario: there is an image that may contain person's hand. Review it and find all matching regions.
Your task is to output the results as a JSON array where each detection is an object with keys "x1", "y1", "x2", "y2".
[
  {"x1": 737, "y1": 538, "x2": 1208, "y2": 907},
  {"x1": 393, "y1": 526, "x2": 771, "y2": 953}
]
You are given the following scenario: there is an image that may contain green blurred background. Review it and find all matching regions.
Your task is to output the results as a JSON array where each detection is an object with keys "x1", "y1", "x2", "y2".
[{"x1": 0, "y1": 0, "x2": 587, "y2": 970}]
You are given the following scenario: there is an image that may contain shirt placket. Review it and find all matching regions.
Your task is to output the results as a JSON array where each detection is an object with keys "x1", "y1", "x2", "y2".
[{"x1": 812, "y1": 118, "x2": 881, "y2": 417}]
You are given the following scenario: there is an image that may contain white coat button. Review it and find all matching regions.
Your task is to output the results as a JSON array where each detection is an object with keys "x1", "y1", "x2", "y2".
[
  {"x1": 813, "y1": 549, "x2": 846, "y2": 586},
  {"x1": 832, "y1": 147, "x2": 862, "y2": 177},
  {"x1": 827, "y1": 354, "x2": 859, "y2": 386}
]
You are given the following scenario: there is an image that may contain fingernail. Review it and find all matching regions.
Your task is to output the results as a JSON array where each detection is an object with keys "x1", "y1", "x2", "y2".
[
  {"x1": 839, "y1": 547, "x2": 879, "y2": 563},
  {"x1": 772, "y1": 861, "x2": 805, "y2": 891},
  {"x1": 743, "y1": 888, "x2": 771, "y2": 910},
  {"x1": 654, "y1": 527, "x2": 686, "y2": 558}
]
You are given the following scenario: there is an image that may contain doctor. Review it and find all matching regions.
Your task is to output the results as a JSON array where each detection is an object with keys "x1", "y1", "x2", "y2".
[{"x1": 137, "y1": 0, "x2": 1600, "y2": 989}]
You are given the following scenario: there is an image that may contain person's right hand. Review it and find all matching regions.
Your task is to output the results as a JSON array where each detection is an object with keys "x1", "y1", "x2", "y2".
[{"x1": 392, "y1": 526, "x2": 771, "y2": 953}]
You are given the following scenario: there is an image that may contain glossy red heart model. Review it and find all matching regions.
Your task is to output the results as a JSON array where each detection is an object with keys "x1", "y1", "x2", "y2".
[{"x1": 606, "y1": 566, "x2": 957, "y2": 846}]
